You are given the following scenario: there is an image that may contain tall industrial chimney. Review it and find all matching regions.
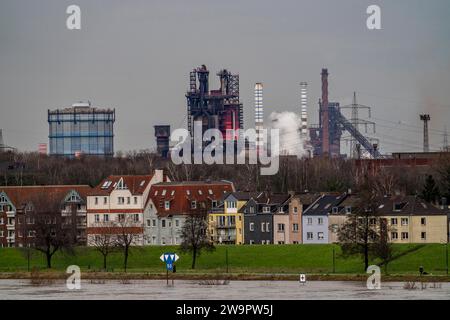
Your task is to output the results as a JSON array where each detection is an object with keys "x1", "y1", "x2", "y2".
[
  {"x1": 300, "y1": 82, "x2": 308, "y2": 138},
  {"x1": 254, "y1": 83, "x2": 264, "y2": 151},
  {"x1": 321, "y1": 69, "x2": 330, "y2": 156},
  {"x1": 420, "y1": 114, "x2": 430, "y2": 152}
]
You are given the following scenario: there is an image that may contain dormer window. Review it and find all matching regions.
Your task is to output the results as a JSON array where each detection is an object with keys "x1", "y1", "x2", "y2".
[
  {"x1": 140, "y1": 180, "x2": 146, "y2": 187},
  {"x1": 116, "y1": 178, "x2": 127, "y2": 190},
  {"x1": 186, "y1": 190, "x2": 191, "y2": 195},
  {"x1": 101, "y1": 181, "x2": 112, "y2": 189},
  {"x1": 154, "y1": 190, "x2": 158, "y2": 196},
  {"x1": 171, "y1": 190, "x2": 175, "y2": 196},
  {"x1": 263, "y1": 206, "x2": 270, "y2": 213},
  {"x1": 332, "y1": 207, "x2": 339, "y2": 214},
  {"x1": 345, "y1": 206, "x2": 352, "y2": 214},
  {"x1": 208, "y1": 189, "x2": 213, "y2": 195},
  {"x1": 191, "y1": 201, "x2": 197, "y2": 209},
  {"x1": 198, "y1": 190, "x2": 203, "y2": 195},
  {"x1": 164, "y1": 201, "x2": 170, "y2": 210},
  {"x1": 278, "y1": 207, "x2": 284, "y2": 213},
  {"x1": 162, "y1": 190, "x2": 167, "y2": 196}
]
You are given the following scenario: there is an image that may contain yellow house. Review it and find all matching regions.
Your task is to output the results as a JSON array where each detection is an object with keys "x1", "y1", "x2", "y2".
[{"x1": 208, "y1": 192, "x2": 256, "y2": 245}]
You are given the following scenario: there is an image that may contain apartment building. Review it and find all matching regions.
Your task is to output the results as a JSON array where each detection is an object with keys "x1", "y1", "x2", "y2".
[
  {"x1": 302, "y1": 193, "x2": 346, "y2": 244},
  {"x1": 208, "y1": 192, "x2": 256, "y2": 245},
  {"x1": 242, "y1": 193, "x2": 291, "y2": 245},
  {"x1": 144, "y1": 181, "x2": 234, "y2": 245},
  {"x1": 285, "y1": 193, "x2": 321, "y2": 244},
  {"x1": 329, "y1": 194, "x2": 448, "y2": 244},
  {"x1": 86, "y1": 170, "x2": 166, "y2": 246},
  {"x1": 0, "y1": 185, "x2": 91, "y2": 247}
]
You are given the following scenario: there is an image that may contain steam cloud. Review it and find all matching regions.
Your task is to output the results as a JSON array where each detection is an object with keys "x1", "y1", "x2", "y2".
[{"x1": 269, "y1": 111, "x2": 308, "y2": 158}]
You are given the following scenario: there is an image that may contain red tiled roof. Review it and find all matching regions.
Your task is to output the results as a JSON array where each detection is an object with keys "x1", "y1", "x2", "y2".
[
  {"x1": 90, "y1": 175, "x2": 154, "y2": 196},
  {"x1": 148, "y1": 181, "x2": 234, "y2": 217},
  {"x1": 0, "y1": 185, "x2": 92, "y2": 209}
]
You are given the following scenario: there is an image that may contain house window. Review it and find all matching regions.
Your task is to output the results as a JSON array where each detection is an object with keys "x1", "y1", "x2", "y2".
[
  {"x1": 391, "y1": 232, "x2": 398, "y2": 240},
  {"x1": 161, "y1": 189, "x2": 167, "y2": 196},
  {"x1": 0, "y1": 230, "x2": 3, "y2": 237},
  {"x1": 307, "y1": 232, "x2": 313, "y2": 240},
  {"x1": 369, "y1": 218, "x2": 377, "y2": 226},
  {"x1": 103, "y1": 214, "x2": 109, "y2": 222},
  {"x1": 103, "y1": 197, "x2": 107, "y2": 205},
  {"x1": 198, "y1": 190, "x2": 203, "y2": 195},
  {"x1": 249, "y1": 240, "x2": 254, "y2": 245},
  {"x1": 317, "y1": 217, "x2": 323, "y2": 225},
  {"x1": 227, "y1": 201, "x2": 237, "y2": 209},
  {"x1": 278, "y1": 207, "x2": 284, "y2": 213},
  {"x1": 94, "y1": 214, "x2": 100, "y2": 223},
  {"x1": 261, "y1": 222, "x2": 265, "y2": 232},
  {"x1": 95, "y1": 197, "x2": 98, "y2": 205},
  {"x1": 261, "y1": 240, "x2": 266, "y2": 244},
  {"x1": 191, "y1": 201, "x2": 197, "y2": 209},
  {"x1": 345, "y1": 206, "x2": 352, "y2": 214},
  {"x1": 278, "y1": 223, "x2": 285, "y2": 232},
  {"x1": 401, "y1": 232, "x2": 409, "y2": 240},
  {"x1": 293, "y1": 207, "x2": 298, "y2": 214},
  {"x1": 307, "y1": 218, "x2": 312, "y2": 225},
  {"x1": 266, "y1": 240, "x2": 270, "y2": 244},
  {"x1": 118, "y1": 214, "x2": 125, "y2": 222},
  {"x1": 332, "y1": 207, "x2": 339, "y2": 214},
  {"x1": 118, "y1": 197, "x2": 124, "y2": 205},
  {"x1": 127, "y1": 197, "x2": 130, "y2": 204},
  {"x1": 318, "y1": 232, "x2": 324, "y2": 240},
  {"x1": 162, "y1": 219, "x2": 166, "y2": 228},
  {"x1": 146, "y1": 219, "x2": 151, "y2": 227},
  {"x1": 401, "y1": 218, "x2": 409, "y2": 226},
  {"x1": 391, "y1": 218, "x2": 398, "y2": 225},
  {"x1": 421, "y1": 217, "x2": 426, "y2": 225},
  {"x1": 134, "y1": 197, "x2": 138, "y2": 205},
  {"x1": 331, "y1": 224, "x2": 338, "y2": 233},
  {"x1": 263, "y1": 206, "x2": 270, "y2": 213},
  {"x1": 421, "y1": 232, "x2": 426, "y2": 240},
  {"x1": 249, "y1": 206, "x2": 255, "y2": 213},
  {"x1": 175, "y1": 219, "x2": 180, "y2": 227},
  {"x1": 292, "y1": 223, "x2": 299, "y2": 232},
  {"x1": 165, "y1": 201, "x2": 170, "y2": 210},
  {"x1": 212, "y1": 200, "x2": 218, "y2": 208},
  {"x1": 133, "y1": 214, "x2": 139, "y2": 222},
  {"x1": 249, "y1": 222, "x2": 255, "y2": 231},
  {"x1": 152, "y1": 219, "x2": 156, "y2": 227}
]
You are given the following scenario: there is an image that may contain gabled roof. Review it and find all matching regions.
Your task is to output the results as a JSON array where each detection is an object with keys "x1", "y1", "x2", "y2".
[
  {"x1": 0, "y1": 185, "x2": 92, "y2": 210},
  {"x1": 238, "y1": 193, "x2": 292, "y2": 214},
  {"x1": 148, "y1": 181, "x2": 234, "y2": 217},
  {"x1": 303, "y1": 193, "x2": 347, "y2": 216},
  {"x1": 90, "y1": 175, "x2": 154, "y2": 196},
  {"x1": 377, "y1": 195, "x2": 446, "y2": 216},
  {"x1": 224, "y1": 191, "x2": 261, "y2": 202}
]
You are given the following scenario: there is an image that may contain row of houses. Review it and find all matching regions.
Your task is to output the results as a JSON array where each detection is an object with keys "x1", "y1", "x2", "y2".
[
  {"x1": 1, "y1": 170, "x2": 449, "y2": 247},
  {"x1": 207, "y1": 191, "x2": 449, "y2": 245}
]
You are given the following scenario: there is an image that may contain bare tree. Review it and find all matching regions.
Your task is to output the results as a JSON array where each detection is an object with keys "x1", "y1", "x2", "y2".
[
  {"x1": 91, "y1": 222, "x2": 118, "y2": 270},
  {"x1": 180, "y1": 213, "x2": 214, "y2": 269},
  {"x1": 20, "y1": 193, "x2": 75, "y2": 268},
  {"x1": 115, "y1": 215, "x2": 142, "y2": 272}
]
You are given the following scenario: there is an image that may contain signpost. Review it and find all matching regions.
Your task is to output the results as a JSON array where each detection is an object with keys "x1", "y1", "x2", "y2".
[
  {"x1": 299, "y1": 274, "x2": 306, "y2": 285},
  {"x1": 160, "y1": 253, "x2": 179, "y2": 285}
]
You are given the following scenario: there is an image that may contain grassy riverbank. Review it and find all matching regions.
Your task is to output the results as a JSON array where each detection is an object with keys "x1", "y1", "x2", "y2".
[{"x1": 0, "y1": 244, "x2": 448, "y2": 277}]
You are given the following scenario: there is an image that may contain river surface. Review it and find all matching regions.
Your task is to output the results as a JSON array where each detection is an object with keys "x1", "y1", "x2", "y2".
[{"x1": 0, "y1": 279, "x2": 449, "y2": 300}]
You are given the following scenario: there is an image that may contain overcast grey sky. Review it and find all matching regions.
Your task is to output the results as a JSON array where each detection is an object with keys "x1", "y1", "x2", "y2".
[{"x1": 1, "y1": 0, "x2": 449, "y2": 154}]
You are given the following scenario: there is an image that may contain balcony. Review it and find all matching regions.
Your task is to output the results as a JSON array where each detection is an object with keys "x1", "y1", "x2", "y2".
[
  {"x1": 6, "y1": 236, "x2": 15, "y2": 242},
  {"x1": 6, "y1": 211, "x2": 15, "y2": 218},
  {"x1": 6, "y1": 224, "x2": 15, "y2": 230},
  {"x1": 212, "y1": 234, "x2": 236, "y2": 243}
]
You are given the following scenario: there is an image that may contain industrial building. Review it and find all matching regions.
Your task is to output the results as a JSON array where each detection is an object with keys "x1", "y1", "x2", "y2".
[
  {"x1": 186, "y1": 65, "x2": 243, "y2": 149},
  {"x1": 154, "y1": 125, "x2": 170, "y2": 158},
  {"x1": 309, "y1": 69, "x2": 380, "y2": 159},
  {"x1": 48, "y1": 102, "x2": 115, "y2": 157}
]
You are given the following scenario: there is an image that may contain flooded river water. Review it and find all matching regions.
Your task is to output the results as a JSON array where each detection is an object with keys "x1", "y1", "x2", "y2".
[{"x1": 0, "y1": 279, "x2": 448, "y2": 300}]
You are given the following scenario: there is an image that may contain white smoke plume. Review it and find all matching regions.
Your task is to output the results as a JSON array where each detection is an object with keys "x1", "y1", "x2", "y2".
[{"x1": 269, "y1": 111, "x2": 308, "y2": 158}]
